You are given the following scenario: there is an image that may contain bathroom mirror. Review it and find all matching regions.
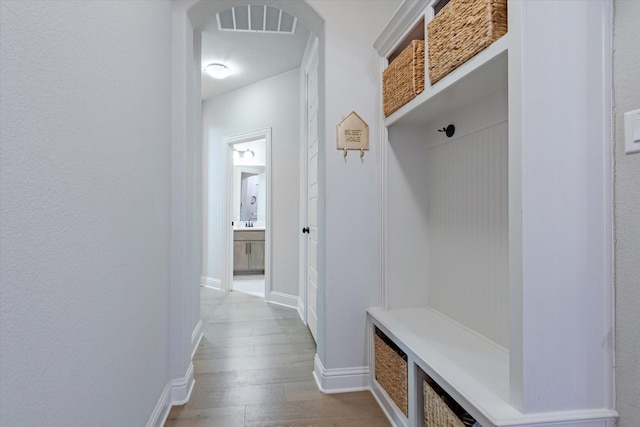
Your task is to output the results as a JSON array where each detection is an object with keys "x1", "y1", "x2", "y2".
[{"x1": 239, "y1": 171, "x2": 259, "y2": 221}]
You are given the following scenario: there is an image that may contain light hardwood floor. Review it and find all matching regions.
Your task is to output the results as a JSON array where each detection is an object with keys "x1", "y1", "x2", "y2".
[{"x1": 165, "y1": 288, "x2": 390, "y2": 427}]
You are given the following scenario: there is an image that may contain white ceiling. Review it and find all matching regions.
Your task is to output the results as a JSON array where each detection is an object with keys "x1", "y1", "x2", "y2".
[{"x1": 200, "y1": 9, "x2": 311, "y2": 101}]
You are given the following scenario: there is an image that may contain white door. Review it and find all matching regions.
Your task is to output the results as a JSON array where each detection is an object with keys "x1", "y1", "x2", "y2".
[{"x1": 305, "y1": 49, "x2": 319, "y2": 342}]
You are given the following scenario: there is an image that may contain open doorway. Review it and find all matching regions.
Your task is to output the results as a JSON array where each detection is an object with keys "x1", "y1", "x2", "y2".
[
  {"x1": 167, "y1": 1, "x2": 326, "y2": 413},
  {"x1": 198, "y1": 0, "x2": 324, "y2": 326},
  {"x1": 218, "y1": 130, "x2": 272, "y2": 298},
  {"x1": 229, "y1": 136, "x2": 268, "y2": 299}
]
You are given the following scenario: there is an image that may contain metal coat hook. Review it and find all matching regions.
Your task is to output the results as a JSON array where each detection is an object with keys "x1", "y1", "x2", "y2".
[
  {"x1": 438, "y1": 124, "x2": 455, "y2": 137},
  {"x1": 343, "y1": 148, "x2": 367, "y2": 159}
]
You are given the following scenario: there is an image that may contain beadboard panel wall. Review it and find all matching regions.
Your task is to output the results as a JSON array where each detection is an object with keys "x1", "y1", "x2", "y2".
[
  {"x1": 384, "y1": 87, "x2": 509, "y2": 347},
  {"x1": 426, "y1": 120, "x2": 509, "y2": 347}
]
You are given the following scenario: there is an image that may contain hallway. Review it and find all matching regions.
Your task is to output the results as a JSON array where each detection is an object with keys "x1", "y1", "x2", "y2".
[{"x1": 165, "y1": 288, "x2": 389, "y2": 426}]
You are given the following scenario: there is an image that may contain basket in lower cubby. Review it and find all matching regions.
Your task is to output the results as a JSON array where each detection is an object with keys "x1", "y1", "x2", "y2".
[
  {"x1": 373, "y1": 327, "x2": 408, "y2": 417},
  {"x1": 423, "y1": 374, "x2": 478, "y2": 427}
]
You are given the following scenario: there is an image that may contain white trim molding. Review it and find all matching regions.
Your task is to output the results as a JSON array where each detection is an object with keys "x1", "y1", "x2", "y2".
[
  {"x1": 222, "y1": 128, "x2": 273, "y2": 295},
  {"x1": 170, "y1": 362, "x2": 195, "y2": 406},
  {"x1": 297, "y1": 295, "x2": 305, "y2": 322},
  {"x1": 145, "y1": 363, "x2": 196, "y2": 427},
  {"x1": 201, "y1": 276, "x2": 222, "y2": 290},
  {"x1": 497, "y1": 410, "x2": 618, "y2": 427},
  {"x1": 147, "y1": 320, "x2": 202, "y2": 427},
  {"x1": 145, "y1": 383, "x2": 172, "y2": 427},
  {"x1": 373, "y1": 0, "x2": 429, "y2": 57},
  {"x1": 267, "y1": 291, "x2": 298, "y2": 310},
  {"x1": 312, "y1": 354, "x2": 370, "y2": 394},
  {"x1": 190, "y1": 320, "x2": 203, "y2": 360}
]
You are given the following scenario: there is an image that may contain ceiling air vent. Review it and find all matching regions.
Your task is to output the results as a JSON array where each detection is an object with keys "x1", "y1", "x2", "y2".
[{"x1": 217, "y1": 5, "x2": 297, "y2": 34}]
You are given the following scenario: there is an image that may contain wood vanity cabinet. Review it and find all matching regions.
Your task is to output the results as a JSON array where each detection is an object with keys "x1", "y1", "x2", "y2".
[{"x1": 233, "y1": 230, "x2": 265, "y2": 274}]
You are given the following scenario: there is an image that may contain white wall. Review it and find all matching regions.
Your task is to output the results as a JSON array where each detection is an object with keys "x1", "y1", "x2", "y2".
[
  {"x1": 613, "y1": 1, "x2": 640, "y2": 425},
  {"x1": 307, "y1": 0, "x2": 402, "y2": 371},
  {"x1": 0, "y1": 1, "x2": 174, "y2": 425},
  {"x1": 203, "y1": 69, "x2": 300, "y2": 297}
]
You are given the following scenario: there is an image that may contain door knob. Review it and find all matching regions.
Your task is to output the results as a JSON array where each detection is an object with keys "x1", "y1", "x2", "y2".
[{"x1": 302, "y1": 227, "x2": 310, "y2": 234}]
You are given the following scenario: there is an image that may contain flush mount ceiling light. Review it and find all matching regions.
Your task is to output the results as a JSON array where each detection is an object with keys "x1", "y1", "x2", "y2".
[{"x1": 205, "y1": 63, "x2": 230, "y2": 79}]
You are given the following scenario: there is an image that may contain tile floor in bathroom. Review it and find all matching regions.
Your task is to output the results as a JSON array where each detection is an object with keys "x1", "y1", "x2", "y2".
[{"x1": 232, "y1": 275, "x2": 265, "y2": 299}]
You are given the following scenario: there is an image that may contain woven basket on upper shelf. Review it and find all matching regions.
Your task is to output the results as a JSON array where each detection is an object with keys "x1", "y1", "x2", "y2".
[
  {"x1": 383, "y1": 39, "x2": 425, "y2": 117},
  {"x1": 427, "y1": 0, "x2": 507, "y2": 84},
  {"x1": 374, "y1": 328, "x2": 408, "y2": 416}
]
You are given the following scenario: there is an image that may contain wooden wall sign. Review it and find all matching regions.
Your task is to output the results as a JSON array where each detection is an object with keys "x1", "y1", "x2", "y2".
[{"x1": 337, "y1": 111, "x2": 369, "y2": 158}]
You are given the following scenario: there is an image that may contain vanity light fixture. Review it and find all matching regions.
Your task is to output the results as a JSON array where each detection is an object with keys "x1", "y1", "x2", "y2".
[
  {"x1": 205, "y1": 63, "x2": 231, "y2": 79},
  {"x1": 234, "y1": 148, "x2": 255, "y2": 159}
]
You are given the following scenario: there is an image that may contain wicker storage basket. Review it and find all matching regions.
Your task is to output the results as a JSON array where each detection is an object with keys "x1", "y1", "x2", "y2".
[
  {"x1": 374, "y1": 327, "x2": 408, "y2": 416},
  {"x1": 383, "y1": 40, "x2": 425, "y2": 117},
  {"x1": 427, "y1": 0, "x2": 507, "y2": 84},
  {"x1": 423, "y1": 378, "x2": 465, "y2": 427},
  {"x1": 423, "y1": 377, "x2": 478, "y2": 427}
]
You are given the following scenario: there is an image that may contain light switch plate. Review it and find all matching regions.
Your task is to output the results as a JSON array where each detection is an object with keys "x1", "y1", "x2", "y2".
[{"x1": 624, "y1": 109, "x2": 640, "y2": 154}]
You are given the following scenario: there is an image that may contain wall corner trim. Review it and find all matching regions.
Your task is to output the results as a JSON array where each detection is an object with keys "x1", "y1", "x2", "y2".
[
  {"x1": 147, "y1": 319, "x2": 202, "y2": 427},
  {"x1": 170, "y1": 362, "x2": 195, "y2": 405},
  {"x1": 297, "y1": 296, "x2": 305, "y2": 322},
  {"x1": 145, "y1": 363, "x2": 196, "y2": 427},
  {"x1": 312, "y1": 354, "x2": 370, "y2": 394},
  {"x1": 191, "y1": 320, "x2": 203, "y2": 360}
]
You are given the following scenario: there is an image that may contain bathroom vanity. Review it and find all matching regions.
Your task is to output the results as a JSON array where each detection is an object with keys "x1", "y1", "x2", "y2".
[{"x1": 233, "y1": 229, "x2": 265, "y2": 275}]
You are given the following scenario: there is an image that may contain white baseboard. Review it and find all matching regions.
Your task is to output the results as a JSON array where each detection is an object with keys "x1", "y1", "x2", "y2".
[
  {"x1": 145, "y1": 363, "x2": 195, "y2": 427},
  {"x1": 190, "y1": 320, "x2": 203, "y2": 360},
  {"x1": 267, "y1": 291, "x2": 297, "y2": 309},
  {"x1": 201, "y1": 276, "x2": 221, "y2": 290},
  {"x1": 145, "y1": 383, "x2": 172, "y2": 427},
  {"x1": 147, "y1": 320, "x2": 202, "y2": 427},
  {"x1": 312, "y1": 354, "x2": 370, "y2": 394},
  {"x1": 170, "y1": 362, "x2": 195, "y2": 405}
]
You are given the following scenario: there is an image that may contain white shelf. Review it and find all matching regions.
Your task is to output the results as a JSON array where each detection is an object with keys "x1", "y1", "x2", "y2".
[
  {"x1": 369, "y1": 306, "x2": 523, "y2": 427},
  {"x1": 369, "y1": 306, "x2": 618, "y2": 426},
  {"x1": 385, "y1": 35, "x2": 509, "y2": 128},
  {"x1": 374, "y1": 2, "x2": 616, "y2": 426}
]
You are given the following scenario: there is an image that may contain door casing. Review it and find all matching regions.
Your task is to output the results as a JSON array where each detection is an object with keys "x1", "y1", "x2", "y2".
[{"x1": 222, "y1": 129, "x2": 272, "y2": 300}]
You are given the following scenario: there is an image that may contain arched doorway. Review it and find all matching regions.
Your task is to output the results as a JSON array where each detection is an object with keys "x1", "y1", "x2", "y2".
[{"x1": 185, "y1": 0, "x2": 324, "y2": 342}]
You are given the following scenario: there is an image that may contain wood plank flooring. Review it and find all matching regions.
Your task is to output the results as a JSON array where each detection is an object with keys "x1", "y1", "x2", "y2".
[{"x1": 165, "y1": 288, "x2": 390, "y2": 427}]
